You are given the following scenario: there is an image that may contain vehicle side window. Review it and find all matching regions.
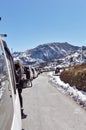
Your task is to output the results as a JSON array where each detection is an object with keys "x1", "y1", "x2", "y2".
[
  {"x1": 0, "y1": 45, "x2": 13, "y2": 130},
  {"x1": 5, "y1": 50, "x2": 16, "y2": 94}
]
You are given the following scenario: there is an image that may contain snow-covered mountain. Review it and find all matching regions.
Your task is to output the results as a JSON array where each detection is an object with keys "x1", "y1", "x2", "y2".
[
  {"x1": 13, "y1": 42, "x2": 81, "y2": 65},
  {"x1": 57, "y1": 47, "x2": 86, "y2": 68}
]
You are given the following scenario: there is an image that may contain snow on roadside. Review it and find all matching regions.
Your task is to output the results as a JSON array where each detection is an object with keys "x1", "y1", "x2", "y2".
[{"x1": 48, "y1": 72, "x2": 86, "y2": 109}]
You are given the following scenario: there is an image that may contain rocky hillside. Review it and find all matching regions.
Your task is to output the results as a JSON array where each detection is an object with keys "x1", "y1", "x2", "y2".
[
  {"x1": 26, "y1": 42, "x2": 79, "y2": 61},
  {"x1": 13, "y1": 42, "x2": 80, "y2": 65},
  {"x1": 60, "y1": 63, "x2": 86, "y2": 91}
]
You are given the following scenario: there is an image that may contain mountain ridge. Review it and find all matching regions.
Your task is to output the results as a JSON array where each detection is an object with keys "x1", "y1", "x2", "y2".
[{"x1": 13, "y1": 42, "x2": 81, "y2": 65}]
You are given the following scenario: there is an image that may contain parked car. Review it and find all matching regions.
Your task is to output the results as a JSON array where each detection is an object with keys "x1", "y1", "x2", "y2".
[{"x1": 31, "y1": 67, "x2": 38, "y2": 79}]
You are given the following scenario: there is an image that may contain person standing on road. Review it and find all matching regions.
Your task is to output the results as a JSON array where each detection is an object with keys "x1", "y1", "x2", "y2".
[{"x1": 14, "y1": 60, "x2": 27, "y2": 119}]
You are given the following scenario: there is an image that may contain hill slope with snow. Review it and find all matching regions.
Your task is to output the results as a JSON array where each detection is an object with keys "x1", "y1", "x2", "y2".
[{"x1": 13, "y1": 42, "x2": 80, "y2": 65}]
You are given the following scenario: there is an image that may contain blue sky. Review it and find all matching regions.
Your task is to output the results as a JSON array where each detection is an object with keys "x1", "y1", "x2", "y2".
[{"x1": 0, "y1": 0, "x2": 86, "y2": 52}]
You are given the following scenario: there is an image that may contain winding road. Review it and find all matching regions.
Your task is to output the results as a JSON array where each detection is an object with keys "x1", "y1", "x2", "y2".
[{"x1": 22, "y1": 72, "x2": 86, "y2": 130}]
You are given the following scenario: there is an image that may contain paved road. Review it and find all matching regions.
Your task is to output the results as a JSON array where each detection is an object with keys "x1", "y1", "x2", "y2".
[{"x1": 22, "y1": 72, "x2": 86, "y2": 130}]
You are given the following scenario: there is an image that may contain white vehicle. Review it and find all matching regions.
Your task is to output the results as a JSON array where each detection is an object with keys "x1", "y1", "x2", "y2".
[
  {"x1": 0, "y1": 36, "x2": 22, "y2": 130},
  {"x1": 31, "y1": 67, "x2": 38, "y2": 79}
]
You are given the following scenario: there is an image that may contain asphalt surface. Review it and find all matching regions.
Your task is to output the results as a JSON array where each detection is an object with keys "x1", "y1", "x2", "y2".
[{"x1": 22, "y1": 72, "x2": 86, "y2": 130}]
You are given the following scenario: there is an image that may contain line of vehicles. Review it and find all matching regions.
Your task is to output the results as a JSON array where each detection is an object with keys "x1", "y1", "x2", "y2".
[
  {"x1": 0, "y1": 35, "x2": 38, "y2": 130},
  {"x1": 0, "y1": 17, "x2": 40, "y2": 130},
  {"x1": 0, "y1": 36, "x2": 22, "y2": 130}
]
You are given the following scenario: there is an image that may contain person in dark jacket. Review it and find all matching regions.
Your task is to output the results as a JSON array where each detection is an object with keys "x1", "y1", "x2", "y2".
[{"x1": 14, "y1": 60, "x2": 27, "y2": 119}]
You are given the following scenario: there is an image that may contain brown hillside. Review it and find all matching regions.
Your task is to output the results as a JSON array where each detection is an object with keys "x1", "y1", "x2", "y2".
[{"x1": 60, "y1": 63, "x2": 86, "y2": 91}]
